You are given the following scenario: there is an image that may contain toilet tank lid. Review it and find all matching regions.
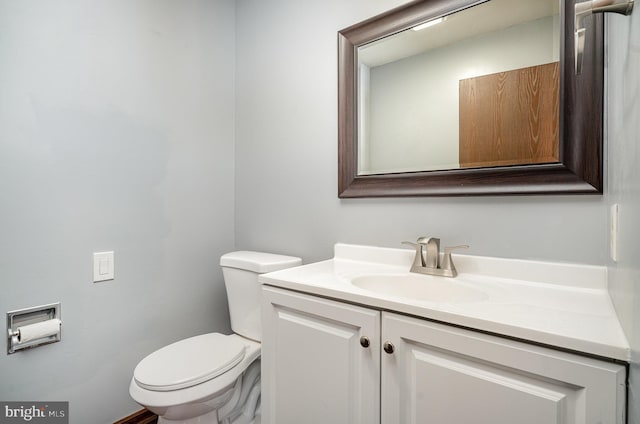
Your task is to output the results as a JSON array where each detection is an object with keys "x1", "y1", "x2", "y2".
[{"x1": 220, "y1": 251, "x2": 302, "y2": 273}]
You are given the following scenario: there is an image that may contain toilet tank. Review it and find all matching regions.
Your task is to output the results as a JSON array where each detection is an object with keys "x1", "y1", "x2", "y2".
[{"x1": 220, "y1": 251, "x2": 301, "y2": 342}]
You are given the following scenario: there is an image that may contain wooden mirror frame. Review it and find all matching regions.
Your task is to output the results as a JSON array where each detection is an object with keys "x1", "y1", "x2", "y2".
[{"x1": 338, "y1": 0, "x2": 603, "y2": 197}]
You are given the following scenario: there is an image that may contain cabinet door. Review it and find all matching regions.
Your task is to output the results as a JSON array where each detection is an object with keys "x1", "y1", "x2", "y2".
[
  {"x1": 382, "y1": 312, "x2": 626, "y2": 424},
  {"x1": 262, "y1": 287, "x2": 380, "y2": 424}
]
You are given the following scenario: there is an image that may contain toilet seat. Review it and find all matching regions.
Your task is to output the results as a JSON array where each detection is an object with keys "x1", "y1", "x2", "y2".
[
  {"x1": 134, "y1": 333, "x2": 246, "y2": 391},
  {"x1": 130, "y1": 335, "x2": 261, "y2": 410}
]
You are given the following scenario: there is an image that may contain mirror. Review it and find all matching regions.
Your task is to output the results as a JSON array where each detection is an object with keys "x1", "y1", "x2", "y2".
[
  {"x1": 338, "y1": 0, "x2": 603, "y2": 197},
  {"x1": 358, "y1": 0, "x2": 560, "y2": 174}
]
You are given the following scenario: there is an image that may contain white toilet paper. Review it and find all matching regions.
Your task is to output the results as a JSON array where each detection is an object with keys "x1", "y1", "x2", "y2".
[{"x1": 17, "y1": 319, "x2": 61, "y2": 344}]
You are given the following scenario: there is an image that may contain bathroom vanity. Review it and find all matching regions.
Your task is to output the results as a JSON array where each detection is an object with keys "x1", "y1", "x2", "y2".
[{"x1": 259, "y1": 244, "x2": 628, "y2": 424}]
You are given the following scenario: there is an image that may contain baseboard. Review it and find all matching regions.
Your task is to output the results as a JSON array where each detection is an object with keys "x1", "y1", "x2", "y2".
[{"x1": 113, "y1": 408, "x2": 158, "y2": 424}]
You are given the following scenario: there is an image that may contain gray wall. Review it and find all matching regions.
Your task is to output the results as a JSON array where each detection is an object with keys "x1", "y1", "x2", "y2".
[
  {"x1": 0, "y1": 1, "x2": 235, "y2": 422},
  {"x1": 1, "y1": 1, "x2": 637, "y2": 424},
  {"x1": 235, "y1": 0, "x2": 608, "y2": 266},
  {"x1": 606, "y1": 10, "x2": 640, "y2": 424}
]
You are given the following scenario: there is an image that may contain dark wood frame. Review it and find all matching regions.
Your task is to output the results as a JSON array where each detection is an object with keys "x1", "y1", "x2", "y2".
[
  {"x1": 114, "y1": 408, "x2": 157, "y2": 424},
  {"x1": 338, "y1": 0, "x2": 603, "y2": 197}
]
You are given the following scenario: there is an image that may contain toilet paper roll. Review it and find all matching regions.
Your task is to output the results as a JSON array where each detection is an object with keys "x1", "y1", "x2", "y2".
[{"x1": 17, "y1": 319, "x2": 61, "y2": 344}]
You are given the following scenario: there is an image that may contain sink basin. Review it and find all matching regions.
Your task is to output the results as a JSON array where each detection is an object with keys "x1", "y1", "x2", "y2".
[{"x1": 351, "y1": 274, "x2": 488, "y2": 303}]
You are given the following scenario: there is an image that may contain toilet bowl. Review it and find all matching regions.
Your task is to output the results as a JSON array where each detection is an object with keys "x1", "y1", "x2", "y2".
[{"x1": 129, "y1": 251, "x2": 302, "y2": 424}]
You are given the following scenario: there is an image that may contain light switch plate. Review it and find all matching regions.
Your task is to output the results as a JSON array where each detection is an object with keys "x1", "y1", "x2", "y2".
[
  {"x1": 93, "y1": 251, "x2": 114, "y2": 282},
  {"x1": 610, "y1": 204, "x2": 619, "y2": 262}
]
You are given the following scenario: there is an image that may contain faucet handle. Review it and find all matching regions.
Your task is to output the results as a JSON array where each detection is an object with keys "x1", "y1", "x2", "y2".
[
  {"x1": 444, "y1": 245, "x2": 469, "y2": 254},
  {"x1": 441, "y1": 245, "x2": 469, "y2": 277},
  {"x1": 402, "y1": 241, "x2": 425, "y2": 268}
]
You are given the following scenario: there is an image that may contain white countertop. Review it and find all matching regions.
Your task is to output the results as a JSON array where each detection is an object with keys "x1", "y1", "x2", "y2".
[{"x1": 259, "y1": 243, "x2": 630, "y2": 361}]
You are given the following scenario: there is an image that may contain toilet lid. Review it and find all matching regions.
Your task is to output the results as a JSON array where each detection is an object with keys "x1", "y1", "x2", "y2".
[{"x1": 134, "y1": 333, "x2": 246, "y2": 392}]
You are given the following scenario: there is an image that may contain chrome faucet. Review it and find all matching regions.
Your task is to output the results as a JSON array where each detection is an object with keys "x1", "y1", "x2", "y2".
[{"x1": 402, "y1": 237, "x2": 468, "y2": 278}]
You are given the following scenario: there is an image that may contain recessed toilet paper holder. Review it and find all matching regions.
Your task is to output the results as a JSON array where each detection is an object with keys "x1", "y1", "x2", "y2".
[{"x1": 7, "y1": 302, "x2": 62, "y2": 354}]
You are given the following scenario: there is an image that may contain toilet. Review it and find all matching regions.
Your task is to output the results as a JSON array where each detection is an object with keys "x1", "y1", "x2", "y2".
[{"x1": 129, "y1": 251, "x2": 302, "y2": 424}]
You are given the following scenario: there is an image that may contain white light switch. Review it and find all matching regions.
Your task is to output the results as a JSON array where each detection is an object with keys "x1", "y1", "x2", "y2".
[
  {"x1": 93, "y1": 251, "x2": 114, "y2": 282},
  {"x1": 610, "y1": 204, "x2": 619, "y2": 262}
]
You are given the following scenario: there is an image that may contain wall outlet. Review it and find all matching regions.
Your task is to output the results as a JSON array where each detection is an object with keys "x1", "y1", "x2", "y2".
[
  {"x1": 610, "y1": 204, "x2": 619, "y2": 262},
  {"x1": 93, "y1": 251, "x2": 115, "y2": 282}
]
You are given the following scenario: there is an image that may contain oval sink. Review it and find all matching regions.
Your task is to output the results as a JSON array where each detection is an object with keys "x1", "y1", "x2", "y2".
[{"x1": 351, "y1": 274, "x2": 488, "y2": 303}]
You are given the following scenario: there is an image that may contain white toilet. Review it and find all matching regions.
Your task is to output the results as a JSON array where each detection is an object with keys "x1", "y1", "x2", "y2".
[{"x1": 129, "y1": 251, "x2": 302, "y2": 424}]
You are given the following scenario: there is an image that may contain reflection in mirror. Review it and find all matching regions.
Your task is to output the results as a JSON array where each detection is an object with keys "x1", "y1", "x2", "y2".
[
  {"x1": 357, "y1": 0, "x2": 561, "y2": 175},
  {"x1": 338, "y1": 0, "x2": 604, "y2": 197}
]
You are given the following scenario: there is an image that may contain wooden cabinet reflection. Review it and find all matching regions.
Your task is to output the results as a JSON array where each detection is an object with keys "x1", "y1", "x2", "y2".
[{"x1": 459, "y1": 62, "x2": 559, "y2": 168}]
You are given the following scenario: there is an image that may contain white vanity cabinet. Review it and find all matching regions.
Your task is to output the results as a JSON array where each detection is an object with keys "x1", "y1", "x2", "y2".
[
  {"x1": 382, "y1": 312, "x2": 626, "y2": 424},
  {"x1": 262, "y1": 286, "x2": 627, "y2": 424},
  {"x1": 261, "y1": 286, "x2": 381, "y2": 424}
]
